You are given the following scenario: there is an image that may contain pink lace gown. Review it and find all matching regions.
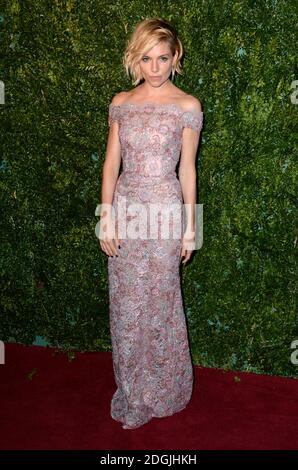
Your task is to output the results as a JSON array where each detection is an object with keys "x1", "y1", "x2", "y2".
[{"x1": 107, "y1": 101, "x2": 203, "y2": 429}]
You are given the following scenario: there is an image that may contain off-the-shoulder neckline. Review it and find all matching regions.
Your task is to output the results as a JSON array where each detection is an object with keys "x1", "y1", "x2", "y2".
[{"x1": 109, "y1": 101, "x2": 203, "y2": 115}]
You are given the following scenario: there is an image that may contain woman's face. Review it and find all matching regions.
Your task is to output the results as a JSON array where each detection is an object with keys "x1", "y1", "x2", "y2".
[{"x1": 139, "y1": 41, "x2": 177, "y2": 87}]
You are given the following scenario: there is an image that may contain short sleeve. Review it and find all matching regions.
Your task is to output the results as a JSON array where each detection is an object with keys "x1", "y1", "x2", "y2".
[
  {"x1": 181, "y1": 110, "x2": 203, "y2": 133},
  {"x1": 108, "y1": 104, "x2": 121, "y2": 127}
]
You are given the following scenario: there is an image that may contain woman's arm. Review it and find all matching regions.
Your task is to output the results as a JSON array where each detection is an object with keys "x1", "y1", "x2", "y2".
[
  {"x1": 178, "y1": 97, "x2": 202, "y2": 262},
  {"x1": 100, "y1": 95, "x2": 124, "y2": 216},
  {"x1": 99, "y1": 93, "x2": 125, "y2": 256}
]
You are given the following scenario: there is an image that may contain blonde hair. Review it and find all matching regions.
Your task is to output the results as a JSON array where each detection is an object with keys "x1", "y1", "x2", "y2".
[{"x1": 123, "y1": 17, "x2": 184, "y2": 86}]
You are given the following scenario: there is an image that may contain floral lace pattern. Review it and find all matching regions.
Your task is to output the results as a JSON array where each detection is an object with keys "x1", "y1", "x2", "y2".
[{"x1": 107, "y1": 101, "x2": 203, "y2": 429}]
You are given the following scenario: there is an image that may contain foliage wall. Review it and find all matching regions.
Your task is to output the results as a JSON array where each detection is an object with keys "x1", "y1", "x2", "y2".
[{"x1": 0, "y1": 0, "x2": 297, "y2": 378}]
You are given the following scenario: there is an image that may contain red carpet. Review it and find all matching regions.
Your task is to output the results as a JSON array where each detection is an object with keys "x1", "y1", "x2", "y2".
[{"x1": 0, "y1": 343, "x2": 297, "y2": 450}]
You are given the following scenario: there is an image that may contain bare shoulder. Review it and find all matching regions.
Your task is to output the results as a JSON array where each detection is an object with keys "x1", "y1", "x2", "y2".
[
  {"x1": 110, "y1": 91, "x2": 130, "y2": 106},
  {"x1": 180, "y1": 94, "x2": 202, "y2": 113}
]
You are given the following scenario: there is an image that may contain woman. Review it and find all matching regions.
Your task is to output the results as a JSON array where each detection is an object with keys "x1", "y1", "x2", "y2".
[{"x1": 98, "y1": 17, "x2": 203, "y2": 429}]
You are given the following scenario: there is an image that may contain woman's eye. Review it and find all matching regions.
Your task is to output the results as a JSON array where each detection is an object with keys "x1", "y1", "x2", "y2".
[{"x1": 142, "y1": 57, "x2": 168, "y2": 62}]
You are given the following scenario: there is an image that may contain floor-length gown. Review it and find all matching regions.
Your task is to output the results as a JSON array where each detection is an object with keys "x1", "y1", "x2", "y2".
[{"x1": 107, "y1": 101, "x2": 203, "y2": 429}]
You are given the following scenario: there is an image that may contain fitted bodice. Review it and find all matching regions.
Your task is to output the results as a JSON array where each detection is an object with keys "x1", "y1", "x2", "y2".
[{"x1": 108, "y1": 102, "x2": 203, "y2": 180}]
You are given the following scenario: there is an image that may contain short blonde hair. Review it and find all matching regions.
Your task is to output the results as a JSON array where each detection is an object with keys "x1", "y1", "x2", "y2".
[{"x1": 123, "y1": 17, "x2": 184, "y2": 86}]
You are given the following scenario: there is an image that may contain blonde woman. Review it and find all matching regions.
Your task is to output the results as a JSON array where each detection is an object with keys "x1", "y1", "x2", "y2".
[{"x1": 99, "y1": 17, "x2": 203, "y2": 429}]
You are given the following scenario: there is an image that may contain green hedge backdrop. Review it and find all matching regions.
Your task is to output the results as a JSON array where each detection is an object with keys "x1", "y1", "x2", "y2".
[{"x1": 0, "y1": 0, "x2": 297, "y2": 378}]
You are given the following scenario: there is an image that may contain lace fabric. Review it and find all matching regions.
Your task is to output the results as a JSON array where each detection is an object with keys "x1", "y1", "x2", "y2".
[
  {"x1": 107, "y1": 101, "x2": 203, "y2": 429},
  {"x1": 108, "y1": 101, "x2": 204, "y2": 133}
]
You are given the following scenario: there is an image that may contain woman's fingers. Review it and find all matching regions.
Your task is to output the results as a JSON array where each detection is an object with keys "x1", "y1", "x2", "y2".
[
  {"x1": 181, "y1": 233, "x2": 195, "y2": 264},
  {"x1": 110, "y1": 238, "x2": 119, "y2": 256},
  {"x1": 181, "y1": 244, "x2": 193, "y2": 264},
  {"x1": 99, "y1": 239, "x2": 111, "y2": 256},
  {"x1": 100, "y1": 238, "x2": 119, "y2": 257},
  {"x1": 111, "y1": 229, "x2": 120, "y2": 254},
  {"x1": 105, "y1": 241, "x2": 117, "y2": 257},
  {"x1": 181, "y1": 246, "x2": 190, "y2": 263},
  {"x1": 100, "y1": 241, "x2": 110, "y2": 256},
  {"x1": 98, "y1": 218, "x2": 121, "y2": 257},
  {"x1": 182, "y1": 251, "x2": 191, "y2": 264}
]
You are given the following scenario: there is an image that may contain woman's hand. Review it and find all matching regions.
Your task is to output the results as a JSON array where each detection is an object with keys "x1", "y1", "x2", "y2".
[
  {"x1": 180, "y1": 232, "x2": 196, "y2": 264},
  {"x1": 98, "y1": 212, "x2": 120, "y2": 257}
]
